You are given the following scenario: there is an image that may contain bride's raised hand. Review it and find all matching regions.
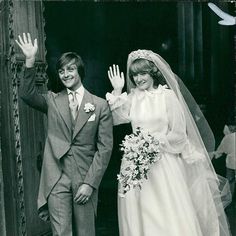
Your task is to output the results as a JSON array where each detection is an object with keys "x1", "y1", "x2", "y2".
[
  {"x1": 15, "y1": 33, "x2": 38, "y2": 66},
  {"x1": 108, "y1": 65, "x2": 125, "y2": 95}
]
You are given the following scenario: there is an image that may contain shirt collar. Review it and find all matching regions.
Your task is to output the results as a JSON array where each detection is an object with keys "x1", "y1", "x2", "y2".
[{"x1": 67, "y1": 85, "x2": 85, "y2": 96}]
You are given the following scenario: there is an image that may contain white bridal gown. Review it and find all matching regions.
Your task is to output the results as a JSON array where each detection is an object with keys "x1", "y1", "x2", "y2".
[{"x1": 106, "y1": 85, "x2": 223, "y2": 236}]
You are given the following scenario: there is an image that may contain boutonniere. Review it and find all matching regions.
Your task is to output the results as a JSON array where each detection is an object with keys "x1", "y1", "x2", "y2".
[{"x1": 84, "y1": 103, "x2": 95, "y2": 113}]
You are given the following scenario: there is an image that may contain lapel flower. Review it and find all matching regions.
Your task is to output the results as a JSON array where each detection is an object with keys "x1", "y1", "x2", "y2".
[{"x1": 84, "y1": 103, "x2": 95, "y2": 113}]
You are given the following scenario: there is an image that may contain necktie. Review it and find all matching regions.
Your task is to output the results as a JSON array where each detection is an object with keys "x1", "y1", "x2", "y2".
[{"x1": 69, "y1": 92, "x2": 78, "y2": 120}]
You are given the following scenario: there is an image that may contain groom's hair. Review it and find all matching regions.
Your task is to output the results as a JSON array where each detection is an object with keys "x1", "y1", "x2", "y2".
[{"x1": 56, "y1": 52, "x2": 85, "y2": 81}]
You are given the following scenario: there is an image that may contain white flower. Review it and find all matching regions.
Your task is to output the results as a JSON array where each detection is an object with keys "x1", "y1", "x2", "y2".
[
  {"x1": 118, "y1": 127, "x2": 162, "y2": 195},
  {"x1": 84, "y1": 103, "x2": 95, "y2": 113}
]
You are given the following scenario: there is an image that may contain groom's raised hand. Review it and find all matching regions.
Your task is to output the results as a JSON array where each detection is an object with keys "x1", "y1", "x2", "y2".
[{"x1": 15, "y1": 33, "x2": 38, "y2": 67}]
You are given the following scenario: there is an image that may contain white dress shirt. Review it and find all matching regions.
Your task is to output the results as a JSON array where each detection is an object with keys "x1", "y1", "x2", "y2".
[{"x1": 67, "y1": 85, "x2": 85, "y2": 109}]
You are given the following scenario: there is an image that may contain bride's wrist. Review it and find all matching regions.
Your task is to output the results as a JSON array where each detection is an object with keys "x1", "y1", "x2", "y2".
[{"x1": 113, "y1": 88, "x2": 122, "y2": 96}]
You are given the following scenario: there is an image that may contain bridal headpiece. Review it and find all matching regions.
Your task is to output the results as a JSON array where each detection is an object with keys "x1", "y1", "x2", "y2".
[{"x1": 128, "y1": 49, "x2": 154, "y2": 62}]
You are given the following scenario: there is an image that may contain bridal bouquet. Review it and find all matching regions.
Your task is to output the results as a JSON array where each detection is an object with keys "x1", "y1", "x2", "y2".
[{"x1": 118, "y1": 127, "x2": 161, "y2": 196}]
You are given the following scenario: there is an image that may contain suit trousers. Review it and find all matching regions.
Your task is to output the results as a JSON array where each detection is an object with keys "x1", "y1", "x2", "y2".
[{"x1": 48, "y1": 153, "x2": 95, "y2": 236}]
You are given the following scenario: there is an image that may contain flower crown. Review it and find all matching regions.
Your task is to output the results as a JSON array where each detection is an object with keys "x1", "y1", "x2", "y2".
[{"x1": 128, "y1": 49, "x2": 154, "y2": 62}]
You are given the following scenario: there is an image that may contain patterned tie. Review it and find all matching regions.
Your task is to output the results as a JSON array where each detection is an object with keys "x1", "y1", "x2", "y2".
[{"x1": 69, "y1": 92, "x2": 78, "y2": 120}]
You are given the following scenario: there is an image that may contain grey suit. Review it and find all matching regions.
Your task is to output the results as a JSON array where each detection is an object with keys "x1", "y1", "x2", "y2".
[{"x1": 20, "y1": 67, "x2": 113, "y2": 236}]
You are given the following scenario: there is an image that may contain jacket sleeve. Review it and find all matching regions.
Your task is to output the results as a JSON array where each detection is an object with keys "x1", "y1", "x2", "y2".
[
  {"x1": 20, "y1": 67, "x2": 48, "y2": 113},
  {"x1": 83, "y1": 100, "x2": 113, "y2": 189}
]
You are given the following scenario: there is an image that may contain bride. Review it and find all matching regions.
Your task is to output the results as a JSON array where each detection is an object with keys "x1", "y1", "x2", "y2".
[{"x1": 106, "y1": 49, "x2": 231, "y2": 236}]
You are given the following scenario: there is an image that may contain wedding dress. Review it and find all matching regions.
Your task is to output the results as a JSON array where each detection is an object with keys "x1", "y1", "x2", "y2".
[
  {"x1": 106, "y1": 49, "x2": 231, "y2": 236},
  {"x1": 107, "y1": 85, "x2": 230, "y2": 236}
]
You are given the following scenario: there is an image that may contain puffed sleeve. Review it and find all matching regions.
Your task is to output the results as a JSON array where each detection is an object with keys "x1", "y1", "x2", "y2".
[
  {"x1": 105, "y1": 91, "x2": 133, "y2": 126},
  {"x1": 159, "y1": 89, "x2": 205, "y2": 163},
  {"x1": 158, "y1": 89, "x2": 188, "y2": 153}
]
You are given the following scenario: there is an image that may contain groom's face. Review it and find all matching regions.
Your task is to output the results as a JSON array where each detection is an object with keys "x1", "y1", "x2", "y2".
[{"x1": 58, "y1": 60, "x2": 82, "y2": 91}]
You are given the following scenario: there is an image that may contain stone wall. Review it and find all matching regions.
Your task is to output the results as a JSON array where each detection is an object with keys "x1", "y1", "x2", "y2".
[
  {"x1": 234, "y1": 34, "x2": 236, "y2": 123},
  {"x1": 0, "y1": 141, "x2": 6, "y2": 236}
]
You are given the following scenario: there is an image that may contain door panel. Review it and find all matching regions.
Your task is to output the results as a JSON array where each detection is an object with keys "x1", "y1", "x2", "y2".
[{"x1": 0, "y1": 1, "x2": 51, "y2": 235}]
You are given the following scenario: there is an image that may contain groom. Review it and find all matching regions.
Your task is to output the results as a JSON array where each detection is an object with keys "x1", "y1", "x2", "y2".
[{"x1": 16, "y1": 33, "x2": 113, "y2": 236}]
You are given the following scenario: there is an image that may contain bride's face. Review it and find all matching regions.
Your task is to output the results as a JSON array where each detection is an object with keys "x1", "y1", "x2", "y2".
[{"x1": 133, "y1": 72, "x2": 154, "y2": 91}]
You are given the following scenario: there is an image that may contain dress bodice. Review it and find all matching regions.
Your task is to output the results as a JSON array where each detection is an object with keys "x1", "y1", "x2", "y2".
[{"x1": 129, "y1": 85, "x2": 169, "y2": 136}]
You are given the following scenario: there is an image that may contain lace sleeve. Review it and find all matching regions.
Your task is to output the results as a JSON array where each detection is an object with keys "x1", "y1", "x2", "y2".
[{"x1": 105, "y1": 91, "x2": 132, "y2": 126}]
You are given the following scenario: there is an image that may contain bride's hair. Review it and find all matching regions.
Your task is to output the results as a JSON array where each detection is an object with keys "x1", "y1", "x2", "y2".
[{"x1": 129, "y1": 59, "x2": 167, "y2": 87}]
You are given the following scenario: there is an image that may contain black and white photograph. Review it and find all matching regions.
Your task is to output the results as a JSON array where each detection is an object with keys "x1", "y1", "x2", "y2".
[{"x1": 0, "y1": 1, "x2": 235, "y2": 236}]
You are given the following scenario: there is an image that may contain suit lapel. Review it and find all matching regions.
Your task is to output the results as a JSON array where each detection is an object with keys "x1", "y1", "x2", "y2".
[
  {"x1": 55, "y1": 89, "x2": 72, "y2": 131},
  {"x1": 73, "y1": 89, "x2": 94, "y2": 139}
]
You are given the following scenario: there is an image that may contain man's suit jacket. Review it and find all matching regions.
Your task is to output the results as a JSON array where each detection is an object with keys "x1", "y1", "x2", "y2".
[{"x1": 20, "y1": 67, "x2": 113, "y2": 220}]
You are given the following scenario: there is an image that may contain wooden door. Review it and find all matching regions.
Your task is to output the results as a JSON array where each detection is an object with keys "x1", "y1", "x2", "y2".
[{"x1": 0, "y1": 1, "x2": 51, "y2": 235}]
